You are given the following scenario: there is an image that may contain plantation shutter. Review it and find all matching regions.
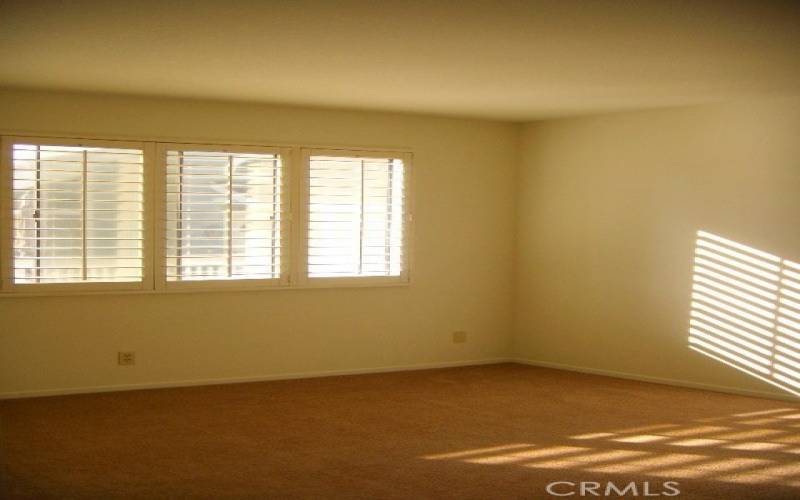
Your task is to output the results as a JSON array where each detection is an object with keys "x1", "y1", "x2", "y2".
[
  {"x1": 10, "y1": 141, "x2": 145, "y2": 285},
  {"x1": 164, "y1": 148, "x2": 284, "y2": 282},
  {"x1": 307, "y1": 154, "x2": 406, "y2": 278}
]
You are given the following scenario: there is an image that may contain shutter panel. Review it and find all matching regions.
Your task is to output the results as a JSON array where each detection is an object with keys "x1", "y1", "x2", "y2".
[
  {"x1": 164, "y1": 148, "x2": 283, "y2": 282},
  {"x1": 307, "y1": 154, "x2": 405, "y2": 278},
  {"x1": 11, "y1": 142, "x2": 145, "y2": 284}
]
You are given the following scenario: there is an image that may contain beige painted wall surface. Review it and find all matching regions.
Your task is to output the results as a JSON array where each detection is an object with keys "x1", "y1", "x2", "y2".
[
  {"x1": 515, "y1": 97, "x2": 800, "y2": 398},
  {"x1": 0, "y1": 89, "x2": 518, "y2": 396}
]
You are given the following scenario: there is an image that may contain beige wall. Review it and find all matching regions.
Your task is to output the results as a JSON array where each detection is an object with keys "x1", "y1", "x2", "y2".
[
  {"x1": 0, "y1": 89, "x2": 518, "y2": 396},
  {"x1": 3, "y1": 88, "x2": 799, "y2": 400},
  {"x1": 515, "y1": 96, "x2": 800, "y2": 398}
]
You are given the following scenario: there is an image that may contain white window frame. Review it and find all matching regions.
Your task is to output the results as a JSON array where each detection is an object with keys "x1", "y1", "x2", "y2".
[
  {"x1": 0, "y1": 136, "x2": 154, "y2": 294},
  {"x1": 296, "y1": 148, "x2": 413, "y2": 288},
  {"x1": 0, "y1": 133, "x2": 413, "y2": 297},
  {"x1": 155, "y1": 143, "x2": 292, "y2": 291}
]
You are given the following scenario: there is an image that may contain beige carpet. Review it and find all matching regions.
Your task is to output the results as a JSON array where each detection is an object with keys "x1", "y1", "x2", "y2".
[{"x1": 1, "y1": 363, "x2": 799, "y2": 499}]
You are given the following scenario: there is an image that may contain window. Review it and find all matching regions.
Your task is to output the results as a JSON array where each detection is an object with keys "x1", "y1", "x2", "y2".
[
  {"x1": 1, "y1": 136, "x2": 412, "y2": 295},
  {"x1": 300, "y1": 150, "x2": 410, "y2": 284},
  {"x1": 158, "y1": 145, "x2": 288, "y2": 288},
  {"x1": 1, "y1": 137, "x2": 149, "y2": 292}
]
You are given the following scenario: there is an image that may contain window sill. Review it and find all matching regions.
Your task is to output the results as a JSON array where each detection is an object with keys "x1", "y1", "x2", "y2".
[{"x1": 0, "y1": 279, "x2": 411, "y2": 298}]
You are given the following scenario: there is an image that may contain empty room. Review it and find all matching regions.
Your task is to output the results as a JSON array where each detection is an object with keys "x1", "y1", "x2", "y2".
[{"x1": 1, "y1": 1, "x2": 799, "y2": 499}]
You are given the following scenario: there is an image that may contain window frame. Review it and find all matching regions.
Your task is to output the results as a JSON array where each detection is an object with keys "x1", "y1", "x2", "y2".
[
  {"x1": 0, "y1": 134, "x2": 413, "y2": 297},
  {"x1": 0, "y1": 136, "x2": 155, "y2": 294},
  {"x1": 154, "y1": 142, "x2": 293, "y2": 292},
  {"x1": 296, "y1": 148, "x2": 413, "y2": 288}
]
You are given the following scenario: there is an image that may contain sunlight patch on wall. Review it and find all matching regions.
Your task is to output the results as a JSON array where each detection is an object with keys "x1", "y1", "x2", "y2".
[{"x1": 690, "y1": 231, "x2": 800, "y2": 397}]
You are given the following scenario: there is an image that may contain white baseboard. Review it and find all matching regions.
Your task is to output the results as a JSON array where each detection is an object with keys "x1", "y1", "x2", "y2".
[
  {"x1": 0, "y1": 358, "x2": 511, "y2": 400},
  {"x1": 5, "y1": 357, "x2": 797, "y2": 402},
  {"x1": 513, "y1": 358, "x2": 798, "y2": 402}
]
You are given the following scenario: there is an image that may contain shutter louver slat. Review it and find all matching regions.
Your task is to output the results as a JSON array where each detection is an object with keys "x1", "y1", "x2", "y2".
[
  {"x1": 307, "y1": 155, "x2": 405, "y2": 278},
  {"x1": 11, "y1": 143, "x2": 145, "y2": 284},
  {"x1": 164, "y1": 149, "x2": 283, "y2": 282}
]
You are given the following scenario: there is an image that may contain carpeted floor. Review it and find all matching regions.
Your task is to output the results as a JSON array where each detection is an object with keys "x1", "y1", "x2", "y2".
[{"x1": 1, "y1": 363, "x2": 799, "y2": 499}]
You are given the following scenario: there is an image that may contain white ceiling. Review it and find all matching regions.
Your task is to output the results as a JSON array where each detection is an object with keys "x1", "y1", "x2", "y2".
[{"x1": 1, "y1": 0, "x2": 799, "y2": 121}]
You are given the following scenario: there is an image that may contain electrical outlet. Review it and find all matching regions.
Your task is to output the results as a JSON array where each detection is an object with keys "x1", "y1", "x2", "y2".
[
  {"x1": 118, "y1": 351, "x2": 136, "y2": 366},
  {"x1": 452, "y1": 331, "x2": 467, "y2": 343}
]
